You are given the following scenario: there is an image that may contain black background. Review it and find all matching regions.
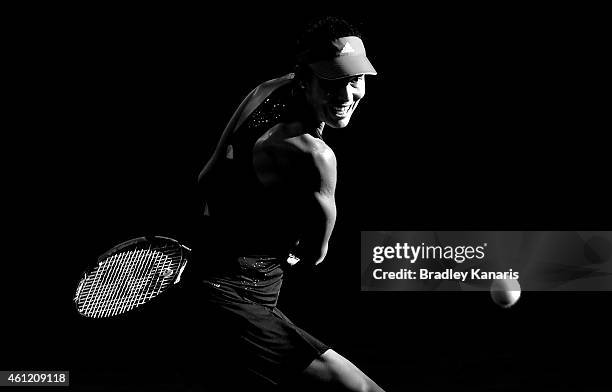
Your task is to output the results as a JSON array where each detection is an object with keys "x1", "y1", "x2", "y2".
[{"x1": 6, "y1": 9, "x2": 610, "y2": 391}]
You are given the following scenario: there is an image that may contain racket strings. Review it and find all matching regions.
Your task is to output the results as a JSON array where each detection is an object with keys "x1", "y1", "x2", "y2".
[{"x1": 77, "y1": 245, "x2": 182, "y2": 318}]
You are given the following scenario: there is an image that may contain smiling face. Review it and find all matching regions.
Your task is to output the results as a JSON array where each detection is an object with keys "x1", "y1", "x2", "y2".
[{"x1": 303, "y1": 73, "x2": 366, "y2": 128}]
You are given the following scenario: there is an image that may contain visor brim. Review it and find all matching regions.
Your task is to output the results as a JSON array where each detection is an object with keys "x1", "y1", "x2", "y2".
[{"x1": 309, "y1": 55, "x2": 377, "y2": 80}]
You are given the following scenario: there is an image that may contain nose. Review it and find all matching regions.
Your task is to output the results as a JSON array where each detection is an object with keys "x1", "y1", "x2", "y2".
[
  {"x1": 326, "y1": 80, "x2": 355, "y2": 105},
  {"x1": 328, "y1": 81, "x2": 353, "y2": 104}
]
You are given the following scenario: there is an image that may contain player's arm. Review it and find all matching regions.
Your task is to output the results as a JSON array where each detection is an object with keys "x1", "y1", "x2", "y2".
[
  {"x1": 297, "y1": 146, "x2": 337, "y2": 266},
  {"x1": 253, "y1": 128, "x2": 337, "y2": 266}
]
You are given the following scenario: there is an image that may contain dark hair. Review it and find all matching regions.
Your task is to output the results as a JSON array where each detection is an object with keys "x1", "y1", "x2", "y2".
[
  {"x1": 293, "y1": 17, "x2": 363, "y2": 82},
  {"x1": 295, "y1": 16, "x2": 362, "y2": 55}
]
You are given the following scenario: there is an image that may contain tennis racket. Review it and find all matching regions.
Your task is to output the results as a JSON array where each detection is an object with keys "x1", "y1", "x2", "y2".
[{"x1": 74, "y1": 235, "x2": 190, "y2": 318}]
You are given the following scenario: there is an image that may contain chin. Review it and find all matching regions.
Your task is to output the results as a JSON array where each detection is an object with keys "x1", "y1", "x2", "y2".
[
  {"x1": 326, "y1": 122, "x2": 348, "y2": 129},
  {"x1": 325, "y1": 116, "x2": 352, "y2": 129}
]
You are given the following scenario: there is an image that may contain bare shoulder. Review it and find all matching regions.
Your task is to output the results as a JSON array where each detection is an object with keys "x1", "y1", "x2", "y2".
[{"x1": 253, "y1": 123, "x2": 336, "y2": 188}]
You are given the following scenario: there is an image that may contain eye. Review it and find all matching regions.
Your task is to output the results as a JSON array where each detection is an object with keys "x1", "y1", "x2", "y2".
[
  {"x1": 318, "y1": 79, "x2": 336, "y2": 90},
  {"x1": 349, "y1": 75, "x2": 364, "y2": 86}
]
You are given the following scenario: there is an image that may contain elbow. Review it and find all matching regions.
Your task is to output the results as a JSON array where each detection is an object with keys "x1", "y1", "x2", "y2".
[
  {"x1": 294, "y1": 243, "x2": 329, "y2": 267},
  {"x1": 312, "y1": 243, "x2": 329, "y2": 266}
]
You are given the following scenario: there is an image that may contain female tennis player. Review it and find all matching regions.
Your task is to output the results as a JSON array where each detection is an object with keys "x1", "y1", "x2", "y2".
[{"x1": 196, "y1": 17, "x2": 385, "y2": 391}]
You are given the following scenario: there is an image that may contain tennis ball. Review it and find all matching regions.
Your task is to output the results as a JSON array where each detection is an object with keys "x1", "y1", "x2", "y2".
[{"x1": 490, "y1": 278, "x2": 521, "y2": 308}]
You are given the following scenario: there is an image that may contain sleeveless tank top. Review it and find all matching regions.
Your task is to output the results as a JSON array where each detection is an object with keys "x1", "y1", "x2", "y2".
[{"x1": 202, "y1": 81, "x2": 312, "y2": 306}]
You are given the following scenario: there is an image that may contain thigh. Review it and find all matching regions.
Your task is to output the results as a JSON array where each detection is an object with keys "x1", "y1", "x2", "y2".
[{"x1": 289, "y1": 349, "x2": 384, "y2": 392}]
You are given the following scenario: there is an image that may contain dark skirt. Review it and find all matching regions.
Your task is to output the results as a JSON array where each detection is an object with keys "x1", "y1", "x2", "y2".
[
  {"x1": 180, "y1": 251, "x2": 329, "y2": 389},
  {"x1": 200, "y1": 279, "x2": 329, "y2": 387}
]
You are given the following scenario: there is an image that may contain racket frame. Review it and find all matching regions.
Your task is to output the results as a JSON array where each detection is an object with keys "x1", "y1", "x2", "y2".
[{"x1": 73, "y1": 235, "x2": 190, "y2": 318}]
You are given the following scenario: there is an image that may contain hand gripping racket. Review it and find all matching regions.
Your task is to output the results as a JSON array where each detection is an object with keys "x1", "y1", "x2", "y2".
[{"x1": 74, "y1": 236, "x2": 190, "y2": 318}]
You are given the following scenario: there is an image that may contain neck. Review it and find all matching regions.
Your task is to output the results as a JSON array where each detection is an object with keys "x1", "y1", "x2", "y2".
[
  {"x1": 313, "y1": 121, "x2": 325, "y2": 139},
  {"x1": 293, "y1": 88, "x2": 326, "y2": 139}
]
